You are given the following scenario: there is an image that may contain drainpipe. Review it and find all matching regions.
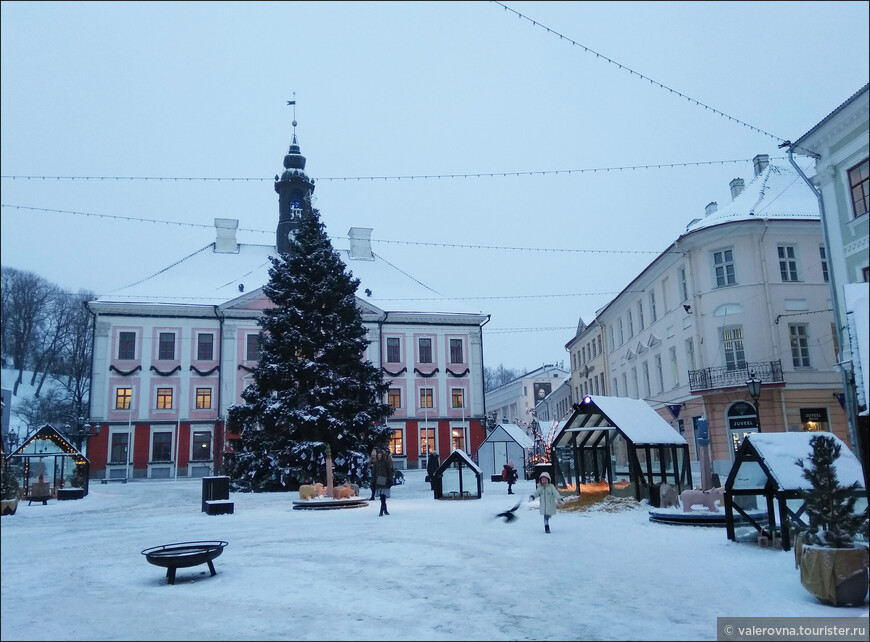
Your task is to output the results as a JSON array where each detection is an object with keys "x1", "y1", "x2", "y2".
[
  {"x1": 378, "y1": 310, "x2": 389, "y2": 433},
  {"x1": 787, "y1": 147, "x2": 861, "y2": 458},
  {"x1": 84, "y1": 300, "x2": 97, "y2": 423},
  {"x1": 757, "y1": 219, "x2": 782, "y2": 380},
  {"x1": 214, "y1": 305, "x2": 225, "y2": 470},
  {"x1": 479, "y1": 314, "x2": 491, "y2": 430}
]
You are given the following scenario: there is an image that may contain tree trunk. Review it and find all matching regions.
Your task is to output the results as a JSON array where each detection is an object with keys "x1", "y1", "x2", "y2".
[{"x1": 324, "y1": 444, "x2": 334, "y2": 497}]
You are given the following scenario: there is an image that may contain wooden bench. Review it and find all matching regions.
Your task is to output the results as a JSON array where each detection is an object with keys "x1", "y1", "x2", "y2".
[{"x1": 27, "y1": 481, "x2": 52, "y2": 506}]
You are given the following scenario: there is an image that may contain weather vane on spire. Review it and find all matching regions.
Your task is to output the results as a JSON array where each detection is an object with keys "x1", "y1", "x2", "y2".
[{"x1": 287, "y1": 93, "x2": 297, "y2": 133}]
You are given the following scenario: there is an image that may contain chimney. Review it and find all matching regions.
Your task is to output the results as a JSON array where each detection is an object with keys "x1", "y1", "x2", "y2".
[
  {"x1": 705, "y1": 202, "x2": 718, "y2": 217},
  {"x1": 753, "y1": 154, "x2": 769, "y2": 177},
  {"x1": 348, "y1": 227, "x2": 374, "y2": 260},
  {"x1": 214, "y1": 218, "x2": 239, "y2": 253},
  {"x1": 729, "y1": 178, "x2": 745, "y2": 200}
]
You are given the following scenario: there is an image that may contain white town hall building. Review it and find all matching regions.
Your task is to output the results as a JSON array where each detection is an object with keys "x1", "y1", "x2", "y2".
[{"x1": 83, "y1": 125, "x2": 490, "y2": 481}]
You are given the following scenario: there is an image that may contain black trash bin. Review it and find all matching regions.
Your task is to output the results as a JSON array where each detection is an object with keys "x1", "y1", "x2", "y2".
[{"x1": 202, "y1": 476, "x2": 230, "y2": 513}]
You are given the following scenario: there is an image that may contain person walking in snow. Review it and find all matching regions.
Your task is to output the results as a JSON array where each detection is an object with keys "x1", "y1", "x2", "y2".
[
  {"x1": 426, "y1": 451, "x2": 439, "y2": 489},
  {"x1": 372, "y1": 448, "x2": 395, "y2": 516},
  {"x1": 368, "y1": 448, "x2": 378, "y2": 501},
  {"x1": 502, "y1": 461, "x2": 518, "y2": 494},
  {"x1": 530, "y1": 471, "x2": 561, "y2": 533}
]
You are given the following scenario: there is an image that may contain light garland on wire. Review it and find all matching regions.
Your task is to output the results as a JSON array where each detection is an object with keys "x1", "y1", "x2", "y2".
[
  {"x1": 492, "y1": 2, "x2": 802, "y2": 149},
  {"x1": 0, "y1": 156, "x2": 791, "y2": 183}
]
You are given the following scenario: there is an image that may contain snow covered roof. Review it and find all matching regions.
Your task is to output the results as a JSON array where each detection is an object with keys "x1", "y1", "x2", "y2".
[
  {"x1": 740, "y1": 432, "x2": 866, "y2": 491},
  {"x1": 793, "y1": 83, "x2": 869, "y2": 150},
  {"x1": 435, "y1": 448, "x2": 481, "y2": 475},
  {"x1": 483, "y1": 423, "x2": 534, "y2": 449},
  {"x1": 683, "y1": 162, "x2": 818, "y2": 234},
  {"x1": 93, "y1": 237, "x2": 487, "y2": 318},
  {"x1": 844, "y1": 283, "x2": 869, "y2": 414},
  {"x1": 553, "y1": 395, "x2": 686, "y2": 447}
]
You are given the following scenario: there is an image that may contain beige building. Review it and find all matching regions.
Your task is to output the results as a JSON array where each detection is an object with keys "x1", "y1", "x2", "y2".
[
  {"x1": 590, "y1": 155, "x2": 847, "y2": 479},
  {"x1": 565, "y1": 317, "x2": 608, "y2": 402}
]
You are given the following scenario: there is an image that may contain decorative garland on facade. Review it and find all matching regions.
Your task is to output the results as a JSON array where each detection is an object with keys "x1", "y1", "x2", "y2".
[
  {"x1": 414, "y1": 368, "x2": 440, "y2": 378},
  {"x1": 446, "y1": 368, "x2": 469, "y2": 378},
  {"x1": 109, "y1": 365, "x2": 142, "y2": 377},
  {"x1": 238, "y1": 364, "x2": 256, "y2": 373},
  {"x1": 150, "y1": 365, "x2": 181, "y2": 377},
  {"x1": 190, "y1": 365, "x2": 220, "y2": 376},
  {"x1": 381, "y1": 366, "x2": 407, "y2": 377}
]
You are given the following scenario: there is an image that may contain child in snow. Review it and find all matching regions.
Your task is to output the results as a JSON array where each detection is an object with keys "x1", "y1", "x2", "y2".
[{"x1": 530, "y1": 471, "x2": 561, "y2": 533}]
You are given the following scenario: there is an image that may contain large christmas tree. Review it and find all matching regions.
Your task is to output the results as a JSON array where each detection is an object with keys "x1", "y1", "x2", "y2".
[{"x1": 226, "y1": 208, "x2": 394, "y2": 492}]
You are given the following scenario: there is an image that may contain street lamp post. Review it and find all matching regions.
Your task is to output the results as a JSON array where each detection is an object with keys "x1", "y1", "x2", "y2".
[
  {"x1": 745, "y1": 374, "x2": 763, "y2": 432},
  {"x1": 66, "y1": 417, "x2": 101, "y2": 452},
  {"x1": 4, "y1": 429, "x2": 20, "y2": 453}
]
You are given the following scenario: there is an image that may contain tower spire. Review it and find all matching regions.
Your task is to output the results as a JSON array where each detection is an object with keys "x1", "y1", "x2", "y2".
[
  {"x1": 275, "y1": 95, "x2": 315, "y2": 254},
  {"x1": 287, "y1": 93, "x2": 297, "y2": 139}
]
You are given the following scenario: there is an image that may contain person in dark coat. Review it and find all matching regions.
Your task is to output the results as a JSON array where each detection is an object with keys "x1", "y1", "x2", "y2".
[
  {"x1": 502, "y1": 461, "x2": 518, "y2": 494},
  {"x1": 368, "y1": 448, "x2": 378, "y2": 501},
  {"x1": 426, "y1": 451, "x2": 439, "y2": 488},
  {"x1": 371, "y1": 448, "x2": 395, "y2": 516}
]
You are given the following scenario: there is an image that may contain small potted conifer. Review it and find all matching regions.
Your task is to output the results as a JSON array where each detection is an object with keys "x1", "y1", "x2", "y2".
[
  {"x1": 1, "y1": 458, "x2": 21, "y2": 516},
  {"x1": 794, "y1": 433, "x2": 869, "y2": 606}
]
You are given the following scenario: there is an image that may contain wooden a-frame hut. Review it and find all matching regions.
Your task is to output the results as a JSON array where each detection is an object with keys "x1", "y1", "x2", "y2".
[
  {"x1": 552, "y1": 395, "x2": 691, "y2": 501},
  {"x1": 724, "y1": 431, "x2": 866, "y2": 552},
  {"x1": 5, "y1": 425, "x2": 90, "y2": 500},
  {"x1": 431, "y1": 449, "x2": 483, "y2": 500}
]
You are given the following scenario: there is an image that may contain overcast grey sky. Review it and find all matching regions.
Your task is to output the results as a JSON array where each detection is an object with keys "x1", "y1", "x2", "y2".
[{"x1": 2, "y1": 1, "x2": 868, "y2": 371}]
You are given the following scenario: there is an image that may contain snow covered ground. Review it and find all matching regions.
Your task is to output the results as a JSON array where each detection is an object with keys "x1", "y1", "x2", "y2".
[{"x1": 1, "y1": 468, "x2": 867, "y2": 641}]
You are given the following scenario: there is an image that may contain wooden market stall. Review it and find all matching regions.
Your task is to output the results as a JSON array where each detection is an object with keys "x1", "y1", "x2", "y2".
[
  {"x1": 5, "y1": 425, "x2": 90, "y2": 501},
  {"x1": 431, "y1": 449, "x2": 483, "y2": 500},
  {"x1": 551, "y1": 395, "x2": 692, "y2": 501},
  {"x1": 724, "y1": 431, "x2": 866, "y2": 552}
]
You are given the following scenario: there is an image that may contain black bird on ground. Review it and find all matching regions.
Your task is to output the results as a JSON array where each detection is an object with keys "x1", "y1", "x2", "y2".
[{"x1": 495, "y1": 500, "x2": 522, "y2": 523}]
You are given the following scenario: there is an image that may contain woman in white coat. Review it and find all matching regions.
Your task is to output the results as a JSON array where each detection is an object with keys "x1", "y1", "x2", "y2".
[{"x1": 530, "y1": 471, "x2": 562, "y2": 533}]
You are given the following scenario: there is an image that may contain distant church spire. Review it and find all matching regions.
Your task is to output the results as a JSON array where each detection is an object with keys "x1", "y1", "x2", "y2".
[{"x1": 274, "y1": 96, "x2": 315, "y2": 254}]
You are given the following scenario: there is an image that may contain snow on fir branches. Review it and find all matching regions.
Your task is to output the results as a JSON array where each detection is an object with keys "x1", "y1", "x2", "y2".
[
  {"x1": 795, "y1": 434, "x2": 869, "y2": 548},
  {"x1": 225, "y1": 208, "x2": 394, "y2": 492}
]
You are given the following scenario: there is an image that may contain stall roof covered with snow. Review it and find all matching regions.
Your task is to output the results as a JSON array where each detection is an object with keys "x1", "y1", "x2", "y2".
[
  {"x1": 551, "y1": 395, "x2": 691, "y2": 501},
  {"x1": 724, "y1": 431, "x2": 867, "y2": 551},
  {"x1": 431, "y1": 449, "x2": 482, "y2": 500},
  {"x1": 475, "y1": 423, "x2": 534, "y2": 482}
]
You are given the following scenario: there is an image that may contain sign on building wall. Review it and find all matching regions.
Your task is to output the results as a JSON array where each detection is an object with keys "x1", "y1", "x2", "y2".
[{"x1": 533, "y1": 382, "x2": 552, "y2": 403}]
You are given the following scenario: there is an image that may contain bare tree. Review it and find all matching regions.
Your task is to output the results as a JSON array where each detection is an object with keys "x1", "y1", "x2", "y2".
[
  {"x1": 484, "y1": 364, "x2": 523, "y2": 392},
  {"x1": 0, "y1": 268, "x2": 55, "y2": 394},
  {"x1": 52, "y1": 291, "x2": 95, "y2": 421},
  {"x1": 29, "y1": 286, "x2": 70, "y2": 396},
  {"x1": 15, "y1": 387, "x2": 72, "y2": 438},
  {"x1": 2, "y1": 268, "x2": 95, "y2": 434}
]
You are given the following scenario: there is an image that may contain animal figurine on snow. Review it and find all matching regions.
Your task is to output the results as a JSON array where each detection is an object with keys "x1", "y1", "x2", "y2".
[
  {"x1": 680, "y1": 487, "x2": 724, "y2": 513},
  {"x1": 659, "y1": 483, "x2": 680, "y2": 509},
  {"x1": 298, "y1": 484, "x2": 319, "y2": 500},
  {"x1": 298, "y1": 482, "x2": 329, "y2": 500},
  {"x1": 332, "y1": 484, "x2": 355, "y2": 499}
]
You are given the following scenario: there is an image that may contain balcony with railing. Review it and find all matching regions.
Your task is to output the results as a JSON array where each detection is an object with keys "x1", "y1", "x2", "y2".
[{"x1": 688, "y1": 360, "x2": 783, "y2": 392}]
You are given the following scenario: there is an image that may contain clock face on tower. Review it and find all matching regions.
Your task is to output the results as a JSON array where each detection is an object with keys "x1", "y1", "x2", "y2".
[{"x1": 289, "y1": 201, "x2": 302, "y2": 219}]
